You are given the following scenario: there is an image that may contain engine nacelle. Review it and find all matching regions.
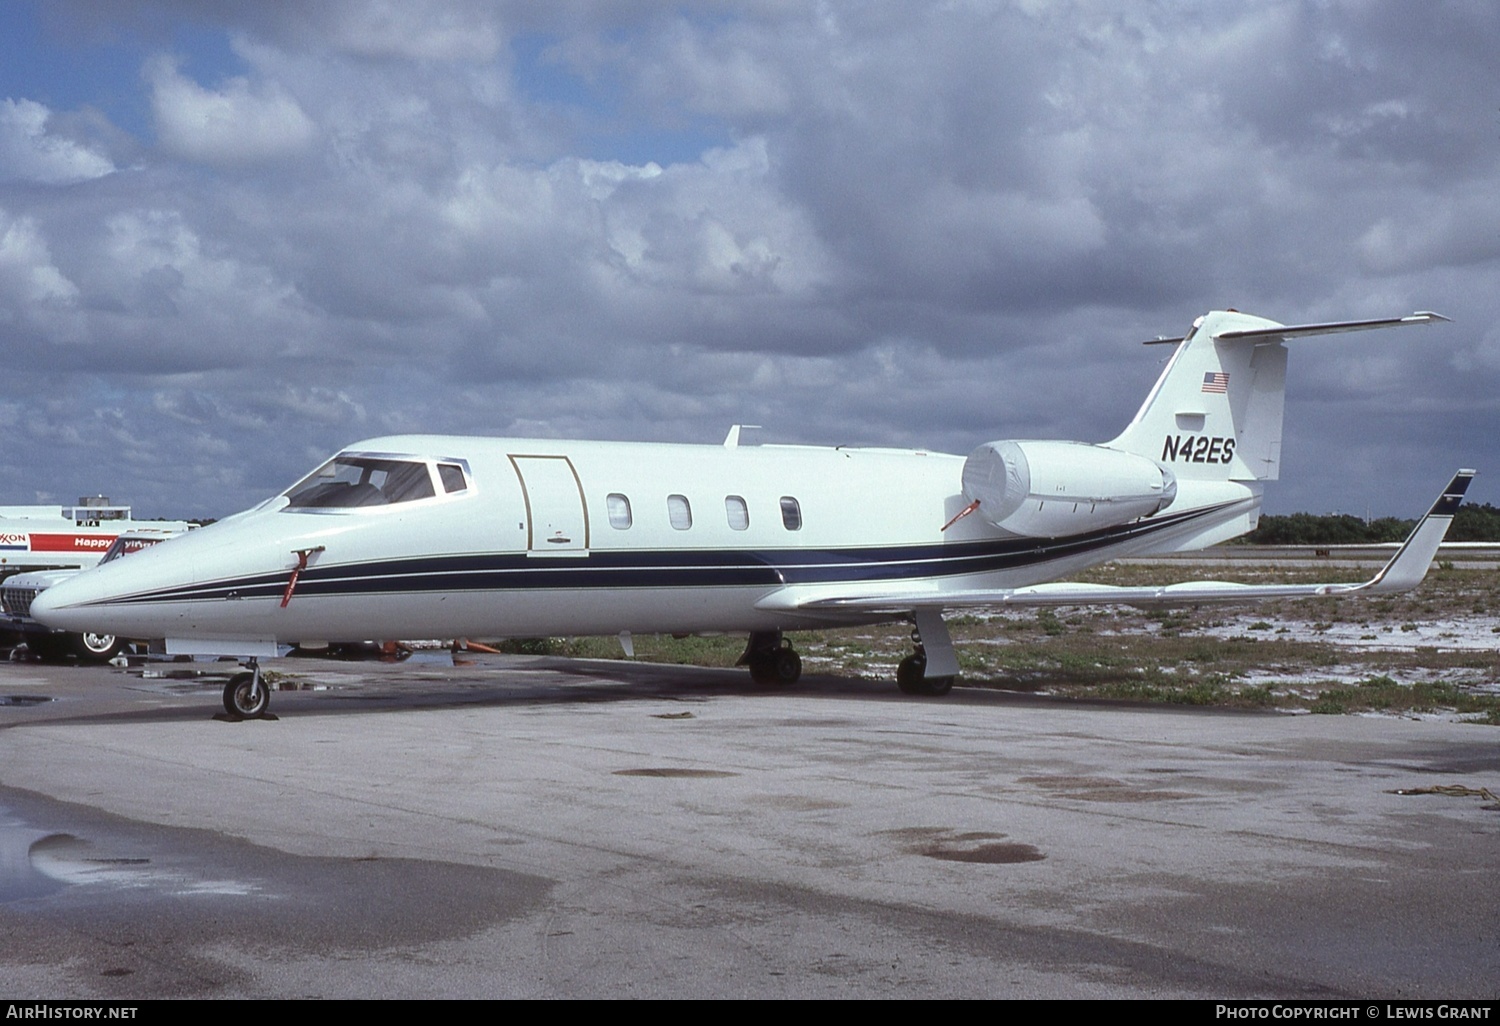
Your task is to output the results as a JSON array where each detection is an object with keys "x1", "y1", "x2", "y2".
[{"x1": 960, "y1": 440, "x2": 1177, "y2": 538}]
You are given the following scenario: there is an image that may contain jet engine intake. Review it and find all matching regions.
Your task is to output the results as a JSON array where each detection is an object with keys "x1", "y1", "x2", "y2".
[{"x1": 960, "y1": 439, "x2": 1177, "y2": 538}]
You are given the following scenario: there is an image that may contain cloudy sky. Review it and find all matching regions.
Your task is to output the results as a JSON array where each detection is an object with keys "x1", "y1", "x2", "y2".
[{"x1": 1, "y1": 0, "x2": 1496, "y2": 520}]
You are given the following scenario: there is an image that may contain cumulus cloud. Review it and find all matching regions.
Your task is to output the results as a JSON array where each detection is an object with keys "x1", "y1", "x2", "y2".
[
  {"x1": 1358, "y1": 187, "x2": 1500, "y2": 275},
  {"x1": 0, "y1": 209, "x2": 78, "y2": 306},
  {"x1": 314, "y1": 0, "x2": 506, "y2": 61},
  {"x1": 0, "y1": 99, "x2": 115, "y2": 185},
  {"x1": 147, "y1": 55, "x2": 317, "y2": 165},
  {"x1": 264, "y1": 386, "x2": 368, "y2": 427}
]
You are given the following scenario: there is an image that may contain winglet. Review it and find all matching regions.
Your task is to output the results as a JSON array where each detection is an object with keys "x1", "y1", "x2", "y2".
[{"x1": 1363, "y1": 470, "x2": 1475, "y2": 593}]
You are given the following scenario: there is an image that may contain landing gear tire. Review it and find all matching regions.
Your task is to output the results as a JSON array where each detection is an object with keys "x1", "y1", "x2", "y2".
[
  {"x1": 772, "y1": 647, "x2": 801, "y2": 685},
  {"x1": 896, "y1": 652, "x2": 926, "y2": 694},
  {"x1": 896, "y1": 651, "x2": 954, "y2": 697},
  {"x1": 749, "y1": 647, "x2": 802, "y2": 686},
  {"x1": 72, "y1": 632, "x2": 123, "y2": 663},
  {"x1": 923, "y1": 675, "x2": 954, "y2": 697},
  {"x1": 223, "y1": 671, "x2": 269, "y2": 718}
]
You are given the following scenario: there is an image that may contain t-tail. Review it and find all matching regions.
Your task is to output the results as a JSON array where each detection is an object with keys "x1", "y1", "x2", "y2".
[{"x1": 1098, "y1": 309, "x2": 1448, "y2": 549}]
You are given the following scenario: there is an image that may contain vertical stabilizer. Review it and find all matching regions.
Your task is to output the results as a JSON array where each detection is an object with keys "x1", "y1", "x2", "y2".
[{"x1": 1106, "y1": 310, "x2": 1288, "y2": 483}]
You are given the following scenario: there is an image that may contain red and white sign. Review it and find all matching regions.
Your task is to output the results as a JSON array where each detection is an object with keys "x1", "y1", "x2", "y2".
[{"x1": 26, "y1": 533, "x2": 118, "y2": 552}]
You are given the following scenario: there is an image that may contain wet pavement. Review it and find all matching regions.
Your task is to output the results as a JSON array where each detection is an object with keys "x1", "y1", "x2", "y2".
[{"x1": 1, "y1": 654, "x2": 1496, "y2": 998}]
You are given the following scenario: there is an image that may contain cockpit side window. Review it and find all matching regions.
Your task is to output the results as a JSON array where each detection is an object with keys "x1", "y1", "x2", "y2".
[
  {"x1": 285, "y1": 456, "x2": 437, "y2": 509},
  {"x1": 378, "y1": 461, "x2": 436, "y2": 502},
  {"x1": 438, "y1": 463, "x2": 468, "y2": 494}
]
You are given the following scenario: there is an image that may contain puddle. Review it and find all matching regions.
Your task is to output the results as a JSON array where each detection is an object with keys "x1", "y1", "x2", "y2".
[
  {"x1": 286, "y1": 643, "x2": 455, "y2": 666},
  {"x1": 922, "y1": 842, "x2": 1046, "y2": 864},
  {"x1": 877, "y1": 826, "x2": 1047, "y2": 865},
  {"x1": 0, "y1": 805, "x2": 263, "y2": 903},
  {"x1": 613, "y1": 768, "x2": 740, "y2": 778},
  {"x1": 0, "y1": 791, "x2": 553, "y2": 989},
  {"x1": 749, "y1": 794, "x2": 848, "y2": 812},
  {"x1": 1018, "y1": 775, "x2": 1194, "y2": 803},
  {"x1": 1, "y1": 825, "x2": 72, "y2": 901}
]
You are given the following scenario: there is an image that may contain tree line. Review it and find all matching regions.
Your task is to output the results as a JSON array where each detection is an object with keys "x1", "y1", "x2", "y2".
[{"x1": 1244, "y1": 502, "x2": 1500, "y2": 545}]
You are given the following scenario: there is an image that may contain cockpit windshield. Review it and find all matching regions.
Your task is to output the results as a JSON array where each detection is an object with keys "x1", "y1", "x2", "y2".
[
  {"x1": 285, "y1": 455, "x2": 437, "y2": 509},
  {"x1": 99, "y1": 535, "x2": 166, "y2": 565}
]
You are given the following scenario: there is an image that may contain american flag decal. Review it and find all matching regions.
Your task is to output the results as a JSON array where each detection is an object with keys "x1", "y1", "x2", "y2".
[{"x1": 1201, "y1": 371, "x2": 1229, "y2": 394}]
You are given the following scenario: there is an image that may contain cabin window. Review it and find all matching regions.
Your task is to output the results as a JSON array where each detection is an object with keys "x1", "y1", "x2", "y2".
[
  {"x1": 607, "y1": 493, "x2": 633, "y2": 529},
  {"x1": 725, "y1": 495, "x2": 749, "y2": 531},
  {"x1": 779, "y1": 496, "x2": 802, "y2": 531},
  {"x1": 286, "y1": 455, "x2": 437, "y2": 509},
  {"x1": 438, "y1": 463, "x2": 467, "y2": 494},
  {"x1": 667, "y1": 494, "x2": 693, "y2": 530}
]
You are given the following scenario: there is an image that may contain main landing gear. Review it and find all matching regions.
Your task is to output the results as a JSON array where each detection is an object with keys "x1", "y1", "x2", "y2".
[
  {"x1": 896, "y1": 609, "x2": 959, "y2": 697},
  {"x1": 739, "y1": 631, "x2": 802, "y2": 686},
  {"x1": 738, "y1": 614, "x2": 960, "y2": 697},
  {"x1": 223, "y1": 658, "x2": 270, "y2": 719}
]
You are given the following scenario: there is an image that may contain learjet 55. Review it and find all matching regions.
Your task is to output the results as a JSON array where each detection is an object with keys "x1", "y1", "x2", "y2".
[{"x1": 32, "y1": 309, "x2": 1473, "y2": 718}]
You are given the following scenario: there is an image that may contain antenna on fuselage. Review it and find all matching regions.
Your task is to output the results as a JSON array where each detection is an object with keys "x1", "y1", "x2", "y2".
[{"x1": 723, "y1": 424, "x2": 763, "y2": 448}]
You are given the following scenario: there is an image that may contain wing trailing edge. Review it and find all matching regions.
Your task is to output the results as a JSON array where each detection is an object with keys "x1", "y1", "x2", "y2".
[{"x1": 782, "y1": 471, "x2": 1475, "y2": 615}]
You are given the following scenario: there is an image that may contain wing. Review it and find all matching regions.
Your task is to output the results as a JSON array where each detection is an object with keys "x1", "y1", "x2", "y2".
[{"x1": 770, "y1": 470, "x2": 1475, "y2": 616}]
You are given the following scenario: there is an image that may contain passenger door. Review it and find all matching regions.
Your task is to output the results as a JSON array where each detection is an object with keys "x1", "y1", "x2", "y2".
[{"x1": 508, "y1": 455, "x2": 589, "y2": 556}]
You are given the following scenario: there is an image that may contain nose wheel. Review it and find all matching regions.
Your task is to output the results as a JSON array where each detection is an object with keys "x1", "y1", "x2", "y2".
[
  {"x1": 73, "y1": 632, "x2": 124, "y2": 663},
  {"x1": 223, "y1": 660, "x2": 270, "y2": 718}
]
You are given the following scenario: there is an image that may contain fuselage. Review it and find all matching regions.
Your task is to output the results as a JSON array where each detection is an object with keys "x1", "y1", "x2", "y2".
[{"x1": 31, "y1": 433, "x2": 1258, "y2": 654}]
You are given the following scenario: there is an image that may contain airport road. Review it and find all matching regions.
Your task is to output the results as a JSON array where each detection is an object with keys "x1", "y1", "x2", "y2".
[{"x1": 1, "y1": 654, "x2": 1496, "y2": 999}]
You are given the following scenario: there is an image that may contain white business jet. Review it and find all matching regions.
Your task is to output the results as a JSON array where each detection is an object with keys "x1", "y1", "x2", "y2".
[{"x1": 32, "y1": 309, "x2": 1471, "y2": 719}]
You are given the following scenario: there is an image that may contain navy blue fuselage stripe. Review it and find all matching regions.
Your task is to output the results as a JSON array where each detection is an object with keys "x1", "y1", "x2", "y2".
[{"x1": 98, "y1": 501, "x2": 1236, "y2": 606}]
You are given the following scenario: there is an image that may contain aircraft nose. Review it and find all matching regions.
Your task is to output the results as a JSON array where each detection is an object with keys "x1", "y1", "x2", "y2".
[
  {"x1": 28, "y1": 559, "x2": 159, "y2": 636},
  {"x1": 28, "y1": 574, "x2": 102, "y2": 632}
]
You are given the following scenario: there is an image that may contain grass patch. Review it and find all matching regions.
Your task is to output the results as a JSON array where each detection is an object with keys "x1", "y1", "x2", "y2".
[
  {"x1": 1036, "y1": 610, "x2": 1067, "y2": 636},
  {"x1": 1307, "y1": 675, "x2": 1500, "y2": 720},
  {"x1": 494, "y1": 633, "x2": 750, "y2": 666}
]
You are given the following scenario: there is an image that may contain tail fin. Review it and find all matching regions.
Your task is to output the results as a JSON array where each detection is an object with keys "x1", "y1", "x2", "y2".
[{"x1": 1105, "y1": 310, "x2": 1448, "y2": 483}]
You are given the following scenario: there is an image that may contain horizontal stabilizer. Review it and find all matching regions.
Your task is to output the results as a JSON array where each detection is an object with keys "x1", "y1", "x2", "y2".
[
  {"x1": 786, "y1": 471, "x2": 1474, "y2": 614},
  {"x1": 1143, "y1": 311, "x2": 1448, "y2": 346}
]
